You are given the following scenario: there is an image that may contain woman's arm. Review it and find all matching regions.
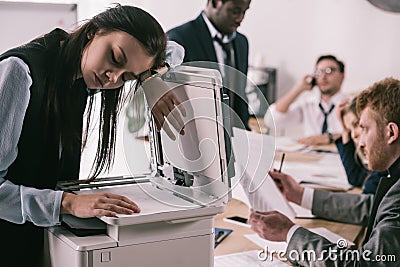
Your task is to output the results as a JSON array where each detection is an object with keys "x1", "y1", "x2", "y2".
[{"x1": 335, "y1": 137, "x2": 368, "y2": 186}]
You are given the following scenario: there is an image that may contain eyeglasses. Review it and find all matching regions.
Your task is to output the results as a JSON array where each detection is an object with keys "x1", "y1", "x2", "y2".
[{"x1": 314, "y1": 67, "x2": 338, "y2": 77}]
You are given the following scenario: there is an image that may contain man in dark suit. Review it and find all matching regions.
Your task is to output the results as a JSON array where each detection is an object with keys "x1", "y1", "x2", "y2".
[
  {"x1": 167, "y1": 0, "x2": 251, "y2": 129},
  {"x1": 249, "y1": 77, "x2": 400, "y2": 266}
]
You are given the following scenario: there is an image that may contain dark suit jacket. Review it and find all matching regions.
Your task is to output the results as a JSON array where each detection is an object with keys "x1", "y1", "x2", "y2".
[
  {"x1": 287, "y1": 157, "x2": 400, "y2": 266},
  {"x1": 167, "y1": 14, "x2": 250, "y2": 129}
]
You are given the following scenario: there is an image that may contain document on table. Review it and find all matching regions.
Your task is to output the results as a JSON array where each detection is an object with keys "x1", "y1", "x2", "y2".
[
  {"x1": 214, "y1": 250, "x2": 288, "y2": 267},
  {"x1": 245, "y1": 227, "x2": 355, "y2": 252},
  {"x1": 275, "y1": 136, "x2": 306, "y2": 152},
  {"x1": 273, "y1": 153, "x2": 352, "y2": 191},
  {"x1": 289, "y1": 202, "x2": 315, "y2": 218}
]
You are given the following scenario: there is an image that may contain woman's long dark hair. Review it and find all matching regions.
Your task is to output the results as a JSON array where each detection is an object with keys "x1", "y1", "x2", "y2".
[
  {"x1": 47, "y1": 5, "x2": 166, "y2": 179},
  {"x1": 341, "y1": 98, "x2": 370, "y2": 172}
]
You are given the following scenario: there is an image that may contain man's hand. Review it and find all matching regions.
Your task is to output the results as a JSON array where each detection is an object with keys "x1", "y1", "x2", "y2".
[
  {"x1": 268, "y1": 170, "x2": 304, "y2": 205},
  {"x1": 248, "y1": 210, "x2": 294, "y2": 242},
  {"x1": 301, "y1": 74, "x2": 316, "y2": 91},
  {"x1": 61, "y1": 192, "x2": 141, "y2": 218}
]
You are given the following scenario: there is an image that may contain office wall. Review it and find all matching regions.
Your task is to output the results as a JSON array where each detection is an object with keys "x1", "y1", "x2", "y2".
[{"x1": 0, "y1": 1, "x2": 77, "y2": 53}]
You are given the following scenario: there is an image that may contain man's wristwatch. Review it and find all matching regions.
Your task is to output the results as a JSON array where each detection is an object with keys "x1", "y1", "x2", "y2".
[{"x1": 327, "y1": 132, "x2": 334, "y2": 143}]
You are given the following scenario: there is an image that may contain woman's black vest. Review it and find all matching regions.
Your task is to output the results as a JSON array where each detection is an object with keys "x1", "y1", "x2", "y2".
[
  {"x1": 0, "y1": 29, "x2": 88, "y2": 266},
  {"x1": 0, "y1": 29, "x2": 87, "y2": 188}
]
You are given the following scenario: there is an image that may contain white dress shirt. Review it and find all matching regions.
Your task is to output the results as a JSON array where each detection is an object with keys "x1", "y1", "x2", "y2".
[
  {"x1": 266, "y1": 90, "x2": 347, "y2": 137},
  {"x1": 286, "y1": 188, "x2": 315, "y2": 242},
  {"x1": 201, "y1": 12, "x2": 236, "y2": 71}
]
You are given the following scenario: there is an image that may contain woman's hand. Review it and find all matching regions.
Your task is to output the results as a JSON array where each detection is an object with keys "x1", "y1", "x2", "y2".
[
  {"x1": 142, "y1": 77, "x2": 186, "y2": 140},
  {"x1": 151, "y1": 89, "x2": 186, "y2": 140},
  {"x1": 336, "y1": 98, "x2": 352, "y2": 143},
  {"x1": 336, "y1": 98, "x2": 350, "y2": 129},
  {"x1": 61, "y1": 192, "x2": 140, "y2": 218}
]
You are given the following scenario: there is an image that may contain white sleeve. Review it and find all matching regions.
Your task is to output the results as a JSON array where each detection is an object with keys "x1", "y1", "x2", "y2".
[
  {"x1": 0, "y1": 57, "x2": 63, "y2": 226},
  {"x1": 165, "y1": 41, "x2": 185, "y2": 67},
  {"x1": 286, "y1": 188, "x2": 314, "y2": 243},
  {"x1": 301, "y1": 187, "x2": 315, "y2": 210},
  {"x1": 286, "y1": 224, "x2": 301, "y2": 243},
  {"x1": 266, "y1": 103, "x2": 304, "y2": 128}
]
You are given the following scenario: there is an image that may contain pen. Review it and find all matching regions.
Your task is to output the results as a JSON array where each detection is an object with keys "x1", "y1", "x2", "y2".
[
  {"x1": 278, "y1": 153, "x2": 286, "y2": 172},
  {"x1": 313, "y1": 149, "x2": 335, "y2": 154},
  {"x1": 215, "y1": 231, "x2": 225, "y2": 243}
]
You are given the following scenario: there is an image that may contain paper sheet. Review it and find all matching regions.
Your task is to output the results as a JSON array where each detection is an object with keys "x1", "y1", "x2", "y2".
[
  {"x1": 245, "y1": 227, "x2": 355, "y2": 252},
  {"x1": 289, "y1": 202, "x2": 315, "y2": 218},
  {"x1": 245, "y1": 234, "x2": 287, "y2": 252},
  {"x1": 75, "y1": 183, "x2": 199, "y2": 217},
  {"x1": 231, "y1": 166, "x2": 252, "y2": 208},
  {"x1": 231, "y1": 128, "x2": 296, "y2": 219},
  {"x1": 214, "y1": 250, "x2": 288, "y2": 267},
  {"x1": 273, "y1": 153, "x2": 352, "y2": 191},
  {"x1": 231, "y1": 127, "x2": 351, "y2": 219},
  {"x1": 275, "y1": 136, "x2": 306, "y2": 152}
]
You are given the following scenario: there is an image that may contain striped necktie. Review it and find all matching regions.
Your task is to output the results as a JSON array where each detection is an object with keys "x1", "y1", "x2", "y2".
[{"x1": 214, "y1": 36, "x2": 234, "y2": 67}]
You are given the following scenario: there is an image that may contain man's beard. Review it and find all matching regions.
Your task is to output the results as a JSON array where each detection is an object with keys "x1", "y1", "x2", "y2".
[{"x1": 320, "y1": 87, "x2": 338, "y2": 96}]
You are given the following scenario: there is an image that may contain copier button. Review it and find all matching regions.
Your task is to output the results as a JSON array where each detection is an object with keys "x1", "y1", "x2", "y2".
[{"x1": 101, "y1": 251, "x2": 111, "y2": 262}]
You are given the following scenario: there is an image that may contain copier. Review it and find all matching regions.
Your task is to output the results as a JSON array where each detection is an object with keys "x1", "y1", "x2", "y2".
[{"x1": 45, "y1": 65, "x2": 234, "y2": 267}]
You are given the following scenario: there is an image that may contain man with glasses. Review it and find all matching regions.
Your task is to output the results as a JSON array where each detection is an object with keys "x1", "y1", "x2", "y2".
[
  {"x1": 167, "y1": 0, "x2": 251, "y2": 129},
  {"x1": 266, "y1": 55, "x2": 347, "y2": 145}
]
